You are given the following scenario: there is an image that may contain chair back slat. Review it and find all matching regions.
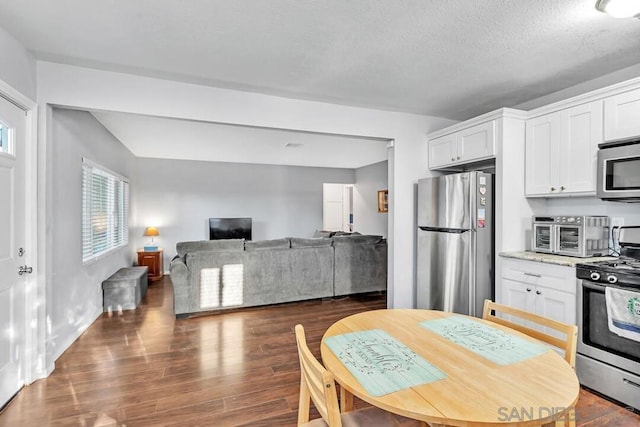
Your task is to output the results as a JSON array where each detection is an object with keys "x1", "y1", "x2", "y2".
[{"x1": 482, "y1": 300, "x2": 578, "y2": 368}]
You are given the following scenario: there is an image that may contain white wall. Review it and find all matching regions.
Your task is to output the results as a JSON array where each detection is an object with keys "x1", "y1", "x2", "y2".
[
  {"x1": 0, "y1": 26, "x2": 36, "y2": 101},
  {"x1": 49, "y1": 108, "x2": 136, "y2": 363},
  {"x1": 544, "y1": 198, "x2": 640, "y2": 247},
  {"x1": 134, "y1": 157, "x2": 355, "y2": 268},
  {"x1": 36, "y1": 61, "x2": 456, "y2": 313},
  {"x1": 353, "y1": 160, "x2": 388, "y2": 237}
]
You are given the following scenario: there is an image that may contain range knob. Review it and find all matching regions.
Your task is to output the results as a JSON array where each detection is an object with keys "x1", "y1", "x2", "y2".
[
  {"x1": 590, "y1": 271, "x2": 601, "y2": 281},
  {"x1": 607, "y1": 275, "x2": 618, "y2": 284}
]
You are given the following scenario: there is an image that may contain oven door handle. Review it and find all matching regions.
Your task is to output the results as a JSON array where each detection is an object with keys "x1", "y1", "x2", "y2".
[
  {"x1": 581, "y1": 280, "x2": 638, "y2": 292},
  {"x1": 581, "y1": 281, "x2": 606, "y2": 291}
]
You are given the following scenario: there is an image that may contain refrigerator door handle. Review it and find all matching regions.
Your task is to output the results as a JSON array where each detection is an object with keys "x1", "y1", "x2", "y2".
[{"x1": 418, "y1": 226, "x2": 470, "y2": 234}]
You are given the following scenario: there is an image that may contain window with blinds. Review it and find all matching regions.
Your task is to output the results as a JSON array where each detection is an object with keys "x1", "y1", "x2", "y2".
[{"x1": 82, "y1": 159, "x2": 129, "y2": 263}]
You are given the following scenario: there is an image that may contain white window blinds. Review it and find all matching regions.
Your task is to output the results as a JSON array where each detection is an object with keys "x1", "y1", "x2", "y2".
[{"x1": 82, "y1": 159, "x2": 129, "y2": 263}]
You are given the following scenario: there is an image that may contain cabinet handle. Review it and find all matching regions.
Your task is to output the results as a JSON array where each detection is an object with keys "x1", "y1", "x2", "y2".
[
  {"x1": 524, "y1": 272, "x2": 542, "y2": 278},
  {"x1": 526, "y1": 287, "x2": 532, "y2": 292},
  {"x1": 560, "y1": 186, "x2": 566, "y2": 191},
  {"x1": 623, "y1": 378, "x2": 640, "y2": 390},
  {"x1": 536, "y1": 290, "x2": 542, "y2": 295},
  {"x1": 451, "y1": 157, "x2": 455, "y2": 161},
  {"x1": 550, "y1": 187, "x2": 556, "y2": 191},
  {"x1": 456, "y1": 156, "x2": 461, "y2": 160}
]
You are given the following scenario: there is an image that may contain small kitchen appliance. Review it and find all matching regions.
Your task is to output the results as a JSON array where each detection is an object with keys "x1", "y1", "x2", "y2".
[
  {"x1": 532, "y1": 215, "x2": 609, "y2": 257},
  {"x1": 576, "y1": 226, "x2": 640, "y2": 410}
]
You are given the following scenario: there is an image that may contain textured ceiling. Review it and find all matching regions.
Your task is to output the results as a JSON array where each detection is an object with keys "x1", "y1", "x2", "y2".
[{"x1": 2, "y1": 0, "x2": 640, "y2": 167}]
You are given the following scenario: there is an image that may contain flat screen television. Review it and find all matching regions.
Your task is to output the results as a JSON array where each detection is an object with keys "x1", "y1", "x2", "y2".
[{"x1": 209, "y1": 217, "x2": 252, "y2": 241}]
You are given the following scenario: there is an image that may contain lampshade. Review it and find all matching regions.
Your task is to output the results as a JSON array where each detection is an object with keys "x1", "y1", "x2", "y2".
[
  {"x1": 144, "y1": 226, "x2": 159, "y2": 237},
  {"x1": 596, "y1": 0, "x2": 640, "y2": 18}
]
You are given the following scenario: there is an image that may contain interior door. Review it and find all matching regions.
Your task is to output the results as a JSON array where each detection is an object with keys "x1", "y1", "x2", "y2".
[
  {"x1": 0, "y1": 96, "x2": 27, "y2": 408},
  {"x1": 323, "y1": 183, "x2": 344, "y2": 231}
]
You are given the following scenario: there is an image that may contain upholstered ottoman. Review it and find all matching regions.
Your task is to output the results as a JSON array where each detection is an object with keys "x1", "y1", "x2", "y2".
[{"x1": 102, "y1": 266, "x2": 148, "y2": 312}]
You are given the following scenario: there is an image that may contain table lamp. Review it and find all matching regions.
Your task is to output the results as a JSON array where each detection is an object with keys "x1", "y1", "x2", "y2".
[{"x1": 143, "y1": 226, "x2": 159, "y2": 251}]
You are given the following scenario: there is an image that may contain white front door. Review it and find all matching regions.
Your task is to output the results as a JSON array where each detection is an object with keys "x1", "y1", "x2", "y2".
[{"x1": 0, "y1": 95, "x2": 28, "y2": 408}]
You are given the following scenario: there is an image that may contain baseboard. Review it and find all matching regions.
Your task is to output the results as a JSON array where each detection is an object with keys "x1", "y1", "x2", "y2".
[{"x1": 49, "y1": 306, "x2": 102, "y2": 364}]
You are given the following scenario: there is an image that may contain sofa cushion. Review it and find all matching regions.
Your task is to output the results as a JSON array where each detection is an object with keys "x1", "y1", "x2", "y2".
[
  {"x1": 332, "y1": 235, "x2": 383, "y2": 245},
  {"x1": 290, "y1": 237, "x2": 333, "y2": 248},
  {"x1": 244, "y1": 238, "x2": 290, "y2": 251},
  {"x1": 332, "y1": 231, "x2": 361, "y2": 237},
  {"x1": 176, "y1": 239, "x2": 245, "y2": 257}
]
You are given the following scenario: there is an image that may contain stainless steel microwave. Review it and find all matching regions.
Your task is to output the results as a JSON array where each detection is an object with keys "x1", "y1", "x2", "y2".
[{"x1": 597, "y1": 140, "x2": 640, "y2": 202}]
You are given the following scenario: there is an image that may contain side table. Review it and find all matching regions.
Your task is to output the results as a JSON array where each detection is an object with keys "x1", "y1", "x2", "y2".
[{"x1": 137, "y1": 248, "x2": 164, "y2": 282}]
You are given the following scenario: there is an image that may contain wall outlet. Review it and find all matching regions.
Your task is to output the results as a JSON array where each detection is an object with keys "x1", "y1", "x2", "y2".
[
  {"x1": 609, "y1": 217, "x2": 625, "y2": 254},
  {"x1": 611, "y1": 217, "x2": 625, "y2": 229}
]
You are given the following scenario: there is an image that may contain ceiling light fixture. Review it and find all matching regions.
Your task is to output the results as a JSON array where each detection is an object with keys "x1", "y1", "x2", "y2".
[{"x1": 596, "y1": 0, "x2": 640, "y2": 18}]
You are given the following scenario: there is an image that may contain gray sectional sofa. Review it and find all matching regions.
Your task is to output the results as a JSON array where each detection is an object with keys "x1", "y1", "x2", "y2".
[{"x1": 169, "y1": 235, "x2": 387, "y2": 317}]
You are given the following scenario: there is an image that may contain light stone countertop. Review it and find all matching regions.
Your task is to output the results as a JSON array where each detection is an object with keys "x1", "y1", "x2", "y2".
[{"x1": 499, "y1": 251, "x2": 617, "y2": 267}]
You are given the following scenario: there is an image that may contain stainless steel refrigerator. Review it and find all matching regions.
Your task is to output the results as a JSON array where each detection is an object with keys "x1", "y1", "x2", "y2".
[{"x1": 416, "y1": 171, "x2": 494, "y2": 317}]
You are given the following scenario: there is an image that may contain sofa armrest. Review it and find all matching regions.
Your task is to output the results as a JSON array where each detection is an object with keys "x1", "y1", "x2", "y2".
[
  {"x1": 169, "y1": 256, "x2": 190, "y2": 316},
  {"x1": 334, "y1": 239, "x2": 387, "y2": 297}
]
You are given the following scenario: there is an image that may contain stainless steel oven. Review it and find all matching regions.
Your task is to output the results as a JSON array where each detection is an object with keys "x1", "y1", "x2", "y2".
[
  {"x1": 576, "y1": 227, "x2": 640, "y2": 410},
  {"x1": 597, "y1": 140, "x2": 640, "y2": 202}
]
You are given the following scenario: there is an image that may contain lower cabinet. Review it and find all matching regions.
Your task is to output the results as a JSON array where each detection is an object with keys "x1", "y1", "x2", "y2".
[{"x1": 499, "y1": 258, "x2": 576, "y2": 327}]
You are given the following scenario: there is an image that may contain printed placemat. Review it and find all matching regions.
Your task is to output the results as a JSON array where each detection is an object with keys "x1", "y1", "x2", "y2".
[
  {"x1": 324, "y1": 329, "x2": 446, "y2": 396},
  {"x1": 419, "y1": 316, "x2": 549, "y2": 365}
]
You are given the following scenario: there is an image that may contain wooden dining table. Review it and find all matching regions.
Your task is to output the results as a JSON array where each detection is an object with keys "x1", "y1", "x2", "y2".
[{"x1": 320, "y1": 309, "x2": 580, "y2": 427}]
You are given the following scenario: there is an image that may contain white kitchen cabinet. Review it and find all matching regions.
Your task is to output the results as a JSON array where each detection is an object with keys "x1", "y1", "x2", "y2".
[
  {"x1": 499, "y1": 258, "x2": 577, "y2": 328},
  {"x1": 525, "y1": 101, "x2": 602, "y2": 197},
  {"x1": 604, "y1": 87, "x2": 640, "y2": 142},
  {"x1": 428, "y1": 120, "x2": 495, "y2": 169},
  {"x1": 428, "y1": 133, "x2": 457, "y2": 169},
  {"x1": 525, "y1": 113, "x2": 558, "y2": 196}
]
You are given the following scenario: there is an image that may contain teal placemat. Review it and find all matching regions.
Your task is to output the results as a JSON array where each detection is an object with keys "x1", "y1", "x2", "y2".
[
  {"x1": 419, "y1": 316, "x2": 549, "y2": 365},
  {"x1": 324, "y1": 329, "x2": 446, "y2": 396}
]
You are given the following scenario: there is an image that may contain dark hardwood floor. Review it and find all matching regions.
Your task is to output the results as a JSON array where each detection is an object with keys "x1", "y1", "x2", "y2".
[{"x1": 1, "y1": 276, "x2": 638, "y2": 426}]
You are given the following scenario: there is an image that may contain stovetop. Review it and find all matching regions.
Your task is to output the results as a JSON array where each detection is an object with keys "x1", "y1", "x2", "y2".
[
  {"x1": 577, "y1": 254, "x2": 640, "y2": 287},
  {"x1": 582, "y1": 256, "x2": 640, "y2": 270}
]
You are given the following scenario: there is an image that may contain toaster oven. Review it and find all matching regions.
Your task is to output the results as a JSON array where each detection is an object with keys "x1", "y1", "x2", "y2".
[{"x1": 532, "y1": 216, "x2": 610, "y2": 257}]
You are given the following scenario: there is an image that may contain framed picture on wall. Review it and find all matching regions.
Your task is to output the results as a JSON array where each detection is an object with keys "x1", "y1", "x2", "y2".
[{"x1": 377, "y1": 190, "x2": 388, "y2": 213}]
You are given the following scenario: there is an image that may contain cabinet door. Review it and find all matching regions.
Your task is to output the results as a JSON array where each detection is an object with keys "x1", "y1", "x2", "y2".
[
  {"x1": 525, "y1": 113, "x2": 560, "y2": 196},
  {"x1": 604, "y1": 88, "x2": 640, "y2": 142},
  {"x1": 458, "y1": 120, "x2": 495, "y2": 163},
  {"x1": 499, "y1": 278, "x2": 535, "y2": 327},
  {"x1": 559, "y1": 101, "x2": 602, "y2": 195},
  {"x1": 533, "y1": 286, "x2": 577, "y2": 330},
  {"x1": 140, "y1": 253, "x2": 159, "y2": 276},
  {"x1": 428, "y1": 133, "x2": 457, "y2": 169}
]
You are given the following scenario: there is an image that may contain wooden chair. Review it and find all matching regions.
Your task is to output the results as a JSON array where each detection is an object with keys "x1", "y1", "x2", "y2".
[
  {"x1": 294, "y1": 324, "x2": 400, "y2": 427},
  {"x1": 482, "y1": 300, "x2": 578, "y2": 427},
  {"x1": 481, "y1": 300, "x2": 577, "y2": 368}
]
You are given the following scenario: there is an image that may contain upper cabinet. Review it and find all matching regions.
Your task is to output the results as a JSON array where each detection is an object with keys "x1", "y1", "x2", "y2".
[
  {"x1": 525, "y1": 101, "x2": 603, "y2": 197},
  {"x1": 604, "y1": 87, "x2": 640, "y2": 142},
  {"x1": 428, "y1": 120, "x2": 495, "y2": 169}
]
